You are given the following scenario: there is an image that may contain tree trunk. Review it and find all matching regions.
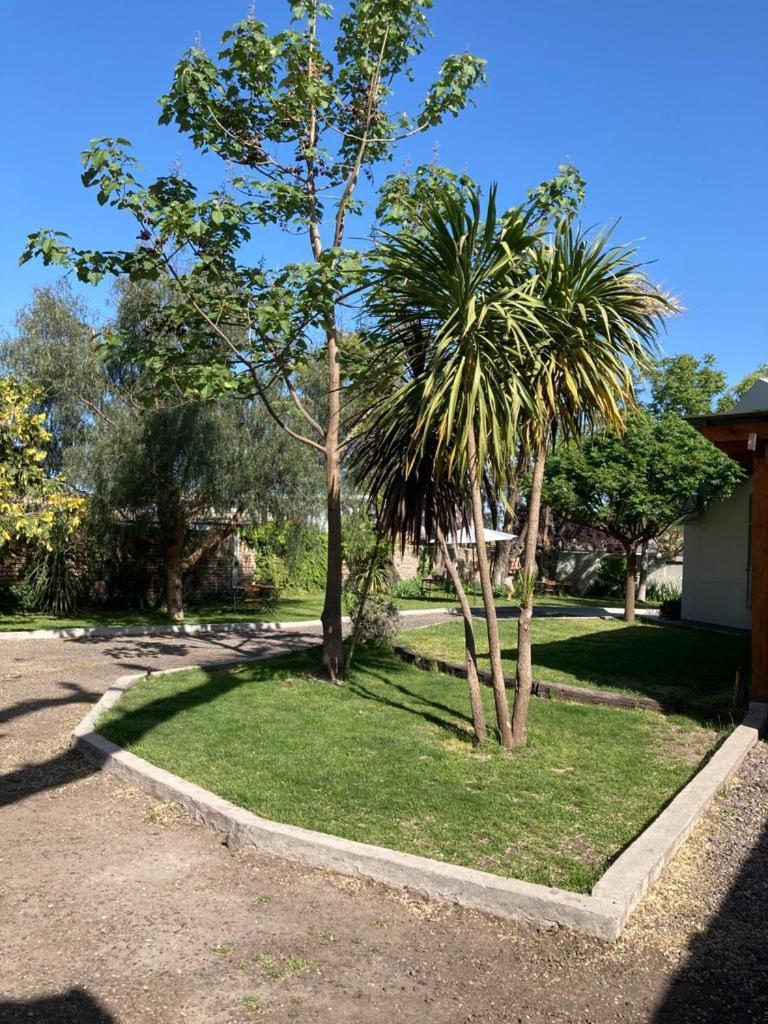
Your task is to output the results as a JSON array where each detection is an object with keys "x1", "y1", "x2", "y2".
[
  {"x1": 466, "y1": 421, "x2": 513, "y2": 748},
  {"x1": 164, "y1": 528, "x2": 185, "y2": 622},
  {"x1": 511, "y1": 434, "x2": 548, "y2": 748},
  {"x1": 637, "y1": 537, "x2": 649, "y2": 603},
  {"x1": 321, "y1": 327, "x2": 346, "y2": 681},
  {"x1": 624, "y1": 543, "x2": 638, "y2": 622},
  {"x1": 436, "y1": 527, "x2": 486, "y2": 745}
]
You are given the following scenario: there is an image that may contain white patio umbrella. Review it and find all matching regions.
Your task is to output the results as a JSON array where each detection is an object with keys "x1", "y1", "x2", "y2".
[{"x1": 445, "y1": 527, "x2": 517, "y2": 546}]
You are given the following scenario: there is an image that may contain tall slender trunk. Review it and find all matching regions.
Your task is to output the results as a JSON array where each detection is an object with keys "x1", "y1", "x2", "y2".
[
  {"x1": 466, "y1": 421, "x2": 513, "y2": 748},
  {"x1": 436, "y1": 527, "x2": 486, "y2": 745},
  {"x1": 164, "y1": 525, "x2": 185, "y2": 623},
  {"x1": 511, "y1": 434, "x2": 548, "y2": 747},
  {"x1": 624, "y1": 542, "x2": 638, "y2": 622},
  {"x1": 321, "y1": 326, "x2": 346, "y2": 681}
]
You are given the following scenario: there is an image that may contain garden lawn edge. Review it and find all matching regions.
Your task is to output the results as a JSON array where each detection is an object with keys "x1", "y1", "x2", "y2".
[
  {"x1": 393, "y1": 643, "x2": 731, "y2": 717},
  {"x1": 71, "y1": 663, "x2": 767, "y2": 942},
  {"x1": 0, "y1": 606, "x2": 455, "y2": 641}
]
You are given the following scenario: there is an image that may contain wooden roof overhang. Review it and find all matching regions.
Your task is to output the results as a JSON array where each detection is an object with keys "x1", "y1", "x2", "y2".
[{"x1": 688, "y1": 409, "x2": 768, "y2": 473}]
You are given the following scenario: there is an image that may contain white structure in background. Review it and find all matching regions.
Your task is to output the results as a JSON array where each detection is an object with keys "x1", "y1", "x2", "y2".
[{"x1": 682, "y1": 378, "x2": 768, "y2": 631}]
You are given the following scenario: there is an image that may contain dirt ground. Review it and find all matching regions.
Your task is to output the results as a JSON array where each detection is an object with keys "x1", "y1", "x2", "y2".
[{"x1": 1, "y1": 625, "x2": 766, "y2": 1024}]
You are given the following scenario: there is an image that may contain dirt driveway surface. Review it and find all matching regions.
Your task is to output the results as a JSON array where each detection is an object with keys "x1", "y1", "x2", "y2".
[{"x1": 1, "y1": 624, "x2": 766, "y2": 1024}]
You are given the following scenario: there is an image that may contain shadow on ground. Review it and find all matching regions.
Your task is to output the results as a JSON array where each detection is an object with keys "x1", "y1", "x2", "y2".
[
  {"x1": 0, "y1": 988, "x2": 115, "y2": 1023},
  {"x1": 652, "y1": 815, "x2": 768, "y2": 1022}
]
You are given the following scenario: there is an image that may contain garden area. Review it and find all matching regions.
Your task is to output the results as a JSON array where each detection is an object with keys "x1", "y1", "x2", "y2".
[
  {"x1": 97, "y1": 642, "x2": 724, "y2": 892},
  {"x1": 401, "y1": 616, "x2": 750, "y2": 708}
]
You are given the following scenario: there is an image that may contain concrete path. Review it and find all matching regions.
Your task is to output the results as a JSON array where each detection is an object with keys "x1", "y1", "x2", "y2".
[{"x1": 1, "y1": 622, "x2": 766, "y2": 1023}]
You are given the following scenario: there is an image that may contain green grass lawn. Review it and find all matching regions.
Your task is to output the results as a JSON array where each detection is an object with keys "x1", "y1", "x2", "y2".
[
  {"x1": 0, "y1": 591, "x2": 456, "y2": 631},
  {"x1": 403, "y1": 617, "x2": 749, "y2": 706},
  {"x1": 98, "y1": 644, "x2": 722, "y2": 892}
]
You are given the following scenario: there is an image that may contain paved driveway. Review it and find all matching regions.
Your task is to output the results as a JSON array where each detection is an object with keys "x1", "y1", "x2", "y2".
[{"x1": 0, "y1": 624, "x2": 766, "y2": 1023}]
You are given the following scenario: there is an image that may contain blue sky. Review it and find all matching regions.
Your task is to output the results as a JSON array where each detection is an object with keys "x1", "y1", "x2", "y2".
[{"x1": 2, "y1": 0, "x2": 766, "y2": 383}]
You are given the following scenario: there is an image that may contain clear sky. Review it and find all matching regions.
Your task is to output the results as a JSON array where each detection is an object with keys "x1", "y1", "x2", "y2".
[{"x1": 1, "y1": 0, "x2": 765, "y2": 383}]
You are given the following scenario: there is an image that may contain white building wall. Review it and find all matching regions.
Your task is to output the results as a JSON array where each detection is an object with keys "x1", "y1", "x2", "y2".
[{"x1": 682, "y1": 480, "x2": 752, "y2": 631}]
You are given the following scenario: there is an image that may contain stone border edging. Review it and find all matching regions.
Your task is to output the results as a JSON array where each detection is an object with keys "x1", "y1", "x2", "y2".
[
  {"x1": 0, "y1": 606, "x2": 453, "y2": 641},
  {"x1": 70, "y1": 662, "x2": 767, "y2": 941},
  {"x1": 393, "y1": 643, "x2": 729, "y2": 717},
  {"x1": 593, "y1": 701, "x2": 768, "y2": 913}
]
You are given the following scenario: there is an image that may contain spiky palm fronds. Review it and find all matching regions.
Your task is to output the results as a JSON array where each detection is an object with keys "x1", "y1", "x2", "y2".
[
  {"x1": 526, "y1": 221, "x2": 678, "y2": 441},
  {"x1": 364, "y1": 184, "x2": 544, "y2": 482}
]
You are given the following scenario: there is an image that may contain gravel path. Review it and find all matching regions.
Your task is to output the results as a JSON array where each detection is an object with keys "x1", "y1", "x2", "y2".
[{"x1": 0, "y1": 623, "x2": 765, "y2": 1023}]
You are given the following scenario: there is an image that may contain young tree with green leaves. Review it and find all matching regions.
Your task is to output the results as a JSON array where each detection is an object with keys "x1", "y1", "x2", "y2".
[
  {"x1": 543, "y1": 411, "x2": 745, "y2": 622},
  {"x1": 22, "y1": 2, "x2": 486, "y2": 679}
]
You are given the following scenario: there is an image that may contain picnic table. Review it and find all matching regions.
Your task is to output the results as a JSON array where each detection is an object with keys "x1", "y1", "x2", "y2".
[
  {"x1": 232, "y1": 582, "x2": 278, "y2": 614},
  {"x1": 420, "y1": 575, "x2": 455, "y2": 598}
]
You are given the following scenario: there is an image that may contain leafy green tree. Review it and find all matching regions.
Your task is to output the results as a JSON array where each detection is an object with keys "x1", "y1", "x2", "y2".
[
  {"x1": 21, "y1": 2, "x2": 485, "y2": 679},
  {"x1": 5, "y1": 281, "x2": 321, "y2": 619},
  {"x1": 543, "y1": 411, "x2": 745, "y2": 621},
  {"x1": 646, "y1": 353, "x2": 728, "y2": 416},
  {"x1": 717, "y1": 361, "x2": 768, "y2": 411}
]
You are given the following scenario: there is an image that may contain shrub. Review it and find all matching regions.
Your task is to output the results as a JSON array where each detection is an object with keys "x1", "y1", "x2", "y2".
[
  {"x1": 390, "y1": 578, "x2": 423, "y2": 599},
  {"x1": 0, "y1": 582, "x2": 35, "y2": 614},
  {"x1": 589, "y1": 555, "x2": 627, "y2": 598},
  {"x1": 350, "y1": 594, "x2": 399, "y2": 647},
  {"x1": 647, "y1": 580, "x2": 682, "y2": 604},
  {"x1": 25, "y1": 518, "x2": 92, "y2": 615}
]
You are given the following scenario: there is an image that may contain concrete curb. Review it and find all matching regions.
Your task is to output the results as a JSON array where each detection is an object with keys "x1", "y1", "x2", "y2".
[
  {"x1": 71, "y1": 663, "x2": 767, "y2": 941},
  {"x1": 593, "y1": 701, "x2": 768, "y2": 913},
  {"x1": 393, "y1": 644, "x2": 731, "y2": 718},
  {"x1": 0, "y1": 606, "x2": 453, "y2": 642}
]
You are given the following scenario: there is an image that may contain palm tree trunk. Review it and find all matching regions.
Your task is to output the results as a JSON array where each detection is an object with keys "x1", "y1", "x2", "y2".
[
  {"x1": 624, "y1": 542, "x2": 638, "y2": 622},
  {"x1": 466, "y1": 421, "x2": 513, "y2": 748},
  {"x1": 436, "y1": 527, "x2": 486, "y2": 745},
  {"x1": 511, "y1": 434, "x2": 548, "y2": 747}
]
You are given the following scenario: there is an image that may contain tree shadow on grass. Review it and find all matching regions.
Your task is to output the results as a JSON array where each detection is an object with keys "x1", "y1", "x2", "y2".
[
  {"x1": 651, "y1": 813, "x2": 768, "y2": 1022},
  {"x1": 495, "y1": 624, "x2": 747, "y2": 715},
  {"x1": 0, "y1": 988, "x2": 116, "y2": 1023},
  {"x1": 0, "y1": 661, "x2": 265, "y2": 810},
  {"x1": 347, "y1": 646, "x2": 486, "y2": 743}
]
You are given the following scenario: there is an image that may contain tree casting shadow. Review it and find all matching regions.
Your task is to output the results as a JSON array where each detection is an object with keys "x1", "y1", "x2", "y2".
[{"x1": 0, "y1": 987, "x2": 116, "y2": 1023}]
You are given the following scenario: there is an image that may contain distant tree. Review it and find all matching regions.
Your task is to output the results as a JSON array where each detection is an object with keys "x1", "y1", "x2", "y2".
[
  {"x1": 0, "y1": 374, "x2": 83, "y2": 549},
  {"x1": 5, "y1": 281, "x2": 321, "y2": 619},
  {"x1": 646, "y1": 352, "x2": 728, "y2": 417},
  {"x1": 543, "y1": 411, "x2": 745, "y2": 621},
  {"x1": 717, "y1": 361, "x2": 768, "y2": 411}
]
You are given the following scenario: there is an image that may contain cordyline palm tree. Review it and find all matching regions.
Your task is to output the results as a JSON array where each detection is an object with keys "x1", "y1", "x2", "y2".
[
  {"x1": 510, "y1": 221, "x2": 676, "y2": 746},
  {"x1": 350, "y1": 385, "x2": 488, "y2": 744},
  {"x1": 363, "y1": 185, "x2": 543, "y2": 748}
]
